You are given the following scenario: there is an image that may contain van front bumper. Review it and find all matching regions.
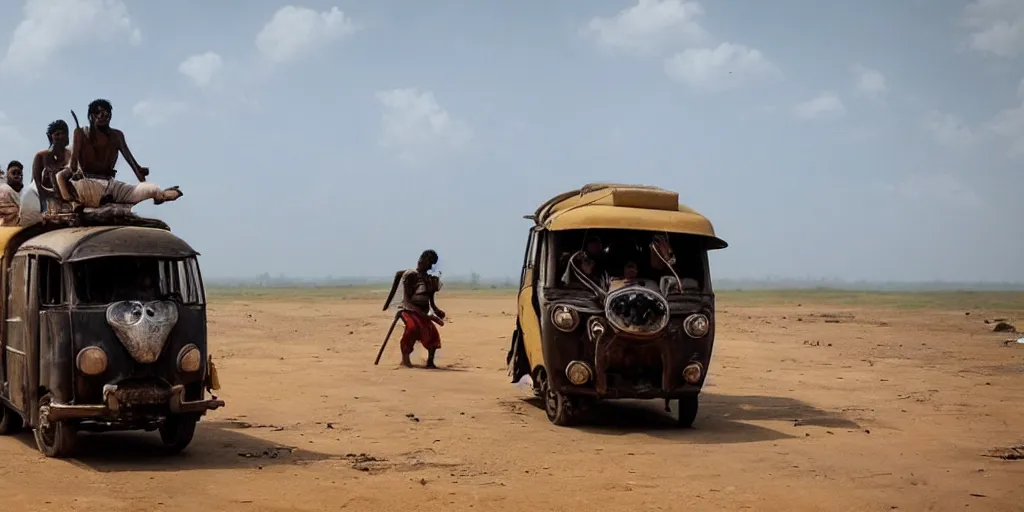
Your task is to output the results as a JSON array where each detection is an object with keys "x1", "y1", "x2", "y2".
[{"x1": 42, "y1": 384, "x2": 225, "y2": 424}]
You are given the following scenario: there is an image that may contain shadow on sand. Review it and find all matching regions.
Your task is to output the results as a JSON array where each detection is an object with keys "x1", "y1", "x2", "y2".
[
  {"x1": 522, "y1": 392, "x2": 860, "y2": 444},
  {"x1": 11, "y1": 419, "x2": 334, "y2": 473}
]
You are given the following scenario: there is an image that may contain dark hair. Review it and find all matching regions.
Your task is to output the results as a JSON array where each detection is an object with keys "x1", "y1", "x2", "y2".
[
  {"x1": 88, "y1": 99, "x2": 113, "y2": 116},
  {"x1": 47, "y1": 119, "x2": 69, "y2": 143},
  {"x1": 7, "y1": 160, "x2": 22, "y2": 171},
  {"x1": 420, "y1": 249, "x2": 438, "y2": 264}
]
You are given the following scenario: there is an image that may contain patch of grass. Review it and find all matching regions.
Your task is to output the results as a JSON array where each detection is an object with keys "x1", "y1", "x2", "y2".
[{"x1": 716, "y1": 290, "x2": 1024, "y2": 312}]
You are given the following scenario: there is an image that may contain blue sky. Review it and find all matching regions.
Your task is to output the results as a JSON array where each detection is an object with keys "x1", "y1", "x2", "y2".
[{"x1": 0, "y1": 0, "x2": 1021, "y2": 282}]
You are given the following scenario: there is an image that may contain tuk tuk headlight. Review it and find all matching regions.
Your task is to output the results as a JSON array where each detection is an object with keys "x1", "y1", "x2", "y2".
[
  {"x1": 551, "y1": 305, "x2": 580, "y2": 332},
  {"x1": 683, "y1": 313, "x2": 710, "y2": 338},
  {"x1": 76, "y1": 346, "x2": 108, "y2": 376},
  {"x1": 177, "y1": 344, "x2": 202, "y2": 373}
]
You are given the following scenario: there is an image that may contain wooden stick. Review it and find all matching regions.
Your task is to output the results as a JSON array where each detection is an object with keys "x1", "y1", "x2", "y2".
[{"x1": 374, "y1": 310, "x2": 403, "y2": 365}]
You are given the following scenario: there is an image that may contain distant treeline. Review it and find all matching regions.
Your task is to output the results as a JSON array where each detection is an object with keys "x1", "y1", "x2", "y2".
[{"x1": 205, "y1": 274, "x2": 1024, "y2": 292}]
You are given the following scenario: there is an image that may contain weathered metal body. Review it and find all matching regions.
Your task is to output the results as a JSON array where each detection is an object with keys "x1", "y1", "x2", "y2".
[
  {"x1": 507, "y1": 183, "x2": 727, "y2": 427},
  {"x1": 0, "y1": 216, "x2": 223, "y2": 457}
]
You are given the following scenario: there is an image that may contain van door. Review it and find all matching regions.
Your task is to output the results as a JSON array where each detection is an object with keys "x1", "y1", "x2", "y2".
[
  {"x1": 4, "y1": 255, "x2": 30, "y2": 412},
  {"x1": 516, "y1": 228, "x2": 544, "y2": 372}
]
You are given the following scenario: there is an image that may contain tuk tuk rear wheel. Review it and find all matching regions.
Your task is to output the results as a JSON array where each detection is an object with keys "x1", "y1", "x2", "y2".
[
  {"x1": 674, "y1": 394, "x2": 699, "y2": 428},
  {"x1": 34, "y1": 394, "x2": 77, "y2": 458},
  {"x1": 0, "y1": 403, "x2": 23, "y2": 434},
  {"x1": 159, "y1": 415, "x2": 198, "y2": 453},
  {"x1": 537, "y1": 369, "x2": 576, "y2": 426}
]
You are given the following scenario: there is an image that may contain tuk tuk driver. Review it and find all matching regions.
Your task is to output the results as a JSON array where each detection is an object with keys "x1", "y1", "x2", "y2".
[{"x1": 398, "y1": 250, "x2": 447, "y2": 368}]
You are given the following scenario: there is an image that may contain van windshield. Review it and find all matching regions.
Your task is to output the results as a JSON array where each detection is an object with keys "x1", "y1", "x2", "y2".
[
  {"x1": 72, "y1": 256, "x2": 204, "y2": 305},
  {"x1": 552, "y1": 229, "x2": 709, "y2": 293}
]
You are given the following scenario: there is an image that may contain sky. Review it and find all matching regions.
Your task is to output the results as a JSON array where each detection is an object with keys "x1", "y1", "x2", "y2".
[{"x1": 0, "y1": 0, "x2": 1021, "y2": 282}]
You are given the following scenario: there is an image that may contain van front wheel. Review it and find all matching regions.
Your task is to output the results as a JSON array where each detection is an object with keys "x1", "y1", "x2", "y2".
[
  {"x1": 159, "y1": 415, "x2": 198, "y2": 454},
  {"x1": 34, "y1": 394, "x2": 77, "y2": 458},
  {"x1": 537, "y1": 369, "x2": 576, "y2": 426}
]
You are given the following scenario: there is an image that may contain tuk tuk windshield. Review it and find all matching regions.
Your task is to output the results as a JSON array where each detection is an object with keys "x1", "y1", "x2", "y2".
[
  {"x1": 552, "y1": 229, "x2": 710, "y2": 294},
  {"x1": 71, "y1": 256, "x2": 205, "y2": 305}
]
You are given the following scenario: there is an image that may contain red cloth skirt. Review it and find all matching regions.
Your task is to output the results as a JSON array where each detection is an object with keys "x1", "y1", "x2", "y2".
[{"x1": 399, "y1": 310, "x2": 441, "y2": 353}]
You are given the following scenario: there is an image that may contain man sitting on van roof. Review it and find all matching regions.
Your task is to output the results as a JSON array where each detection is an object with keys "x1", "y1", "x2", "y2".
[{"x1": 0, "y1": 160, "x2": 24, "y2": 226}]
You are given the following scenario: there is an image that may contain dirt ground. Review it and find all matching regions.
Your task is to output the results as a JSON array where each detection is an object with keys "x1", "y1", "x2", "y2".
[{"x1": 1, "y1": 290, "x2": 1022, "y2": 511}]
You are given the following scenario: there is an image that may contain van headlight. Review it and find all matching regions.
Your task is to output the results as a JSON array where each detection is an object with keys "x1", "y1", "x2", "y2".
[
  {"x1": 76, "y1": 346, "x2": 108, "y2": 376},
  {"x1": 177, "y1": 344, "x2": 202, "y2": 373},
  {"x1": 551, "y1": 304, "x2": 580, "y2": 332},
  {"x1": 683, "y1": 313, "x2": 710, "y2": 338}
]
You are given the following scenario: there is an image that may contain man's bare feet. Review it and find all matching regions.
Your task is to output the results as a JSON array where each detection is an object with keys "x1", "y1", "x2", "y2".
[
  {"x1": 401, "y1": 354, "x2": 413, "y2": 367},
  {"x1": 155, "y1": 186, "x2": 183, "y2": 205}
]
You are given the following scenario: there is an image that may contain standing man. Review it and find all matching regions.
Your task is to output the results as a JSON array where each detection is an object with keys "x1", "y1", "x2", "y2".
[
  {"x1": 0, "y1": 161, "x2": 24, "y2": 226},
  {"x1": 397, "y1": 250, "x2": 446, "y2": 368},
  {"x1": 56, "y1": 99, "x2": 182, "y2": 208},
  {"x1": 32, "y1": 120, "x2": 72, "y2": 213}
]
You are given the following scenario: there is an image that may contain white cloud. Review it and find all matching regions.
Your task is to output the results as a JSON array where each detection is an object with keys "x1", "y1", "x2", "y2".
[
  {"x1": 924, "y1": 110, "x2": 977, "y2": 149},
  {"x1": 255, "y1": 6, "x2": 358, "y2": 64},
  {"x1": 794, "y1": 92, "x2": 845, "y2": 119},
  {"x1": 179, "y1": 52, "x2": 223, "y2": 88},
  {"x1": 132, "y1": 100, "x2": 188, "y2": 127},
  {"x1": 581, "y1": 0, "x2": 708, "y2": 53},
  {"x1": 882, "y1": 173, "x2": 985, "y2": 211},
  {"x1": 663, "y1": 43, "x2": 783, "y2": 91},
  {"x1": 0, "y1": 0, "x2": 141, "y2": 79},
  {"x1": 963, "y1": 0, "x2": 1024, "y2": 57},
  {"x1": 852, "y1": 64, "x2": 887, "y2": 99},
  {"x1": 374, "y1": 88, "x2": 473, "y2": 165},
  {"x1": 987, "y1": 102, "x2": 1024, "y2": 157}
]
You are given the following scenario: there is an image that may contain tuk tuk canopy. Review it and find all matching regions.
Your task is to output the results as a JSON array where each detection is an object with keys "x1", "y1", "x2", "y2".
[{"x1": 529, "y1": 183, "x2": 728, "y2": 250}]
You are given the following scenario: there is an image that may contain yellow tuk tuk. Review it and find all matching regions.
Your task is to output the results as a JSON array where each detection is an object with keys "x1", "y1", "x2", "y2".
[{"x1": 506, "y1": 183, "x2": 727, "y2": 427}]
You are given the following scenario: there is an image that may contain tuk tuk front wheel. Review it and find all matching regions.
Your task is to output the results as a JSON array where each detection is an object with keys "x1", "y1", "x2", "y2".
[
  {"x1": 0, "y1": 403, "x2": 23, "y2": 434},
  {"x1": 674, "y1": 394, "x2": 699, "y2": 428},
  {"x1": 34, "y1": 394, "x2": 77, "y2": 458},
  {"x1": 537, "y1": 369, "x2": 576, "y2": 426},
  {"x1": 159, "y1": 415, "x2": 198, "y2": 453}
]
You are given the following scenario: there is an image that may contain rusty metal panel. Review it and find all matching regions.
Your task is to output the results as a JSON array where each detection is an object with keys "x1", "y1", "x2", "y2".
[
  {"x1": 4, "y1": 254, "x2": 29, "y2": 411},
  {"x1": 18, "y1": 226, "x2": 198, "y2": 262}
]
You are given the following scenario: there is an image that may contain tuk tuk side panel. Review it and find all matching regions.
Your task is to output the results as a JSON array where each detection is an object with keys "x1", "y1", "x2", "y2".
[
  {"x1": 69, "y1": 305, "x2": 208, "y2": 404},
  {"x1": 3, "y1": 255, "x2": 30, "y2": 412},
  {"x1": 516, "y1": 229, "x2": 544, "y2": 373}
]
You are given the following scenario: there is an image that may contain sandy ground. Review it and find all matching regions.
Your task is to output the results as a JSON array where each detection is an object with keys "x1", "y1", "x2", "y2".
[{"x1": 0, "y1": 291, "x2": 1022, "y2": 512}]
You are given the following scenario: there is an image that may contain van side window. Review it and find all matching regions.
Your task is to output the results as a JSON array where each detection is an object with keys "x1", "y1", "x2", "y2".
[{"x1": 39, "y1": 256, "x2": 63, "y2": 306}]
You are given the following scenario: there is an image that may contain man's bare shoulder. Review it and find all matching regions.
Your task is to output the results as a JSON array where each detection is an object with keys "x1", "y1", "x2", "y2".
[{"x1": 34, "y1": 149, "x2": 49, "y2": 159}]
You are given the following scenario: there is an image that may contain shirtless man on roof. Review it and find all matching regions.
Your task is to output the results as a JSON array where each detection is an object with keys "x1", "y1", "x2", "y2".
[
  {"x1": 55, "y1": 99, "x2": 183, "y2": 208},
  {"x1": 32, "y1": 120, "x2": 72, "y2": 213}
]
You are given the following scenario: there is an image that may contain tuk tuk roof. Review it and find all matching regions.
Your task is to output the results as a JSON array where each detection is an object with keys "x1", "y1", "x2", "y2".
[
  {"x1": 529, "y1": 183, "x2": 727, "y2": 250},
  {"x1": 15, "y1": 225, "x2": 199, "y2": 263}
]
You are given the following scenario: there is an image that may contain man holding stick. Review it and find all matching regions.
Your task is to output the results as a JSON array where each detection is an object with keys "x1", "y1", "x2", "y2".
[{"x1": 396, "y1": 250, "x2": 446, "y2": 368}]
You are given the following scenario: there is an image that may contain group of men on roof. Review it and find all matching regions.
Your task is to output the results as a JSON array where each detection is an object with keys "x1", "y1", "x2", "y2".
[{"x1": 0, "y1": 99, "x2": 183, "y2": 227}]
